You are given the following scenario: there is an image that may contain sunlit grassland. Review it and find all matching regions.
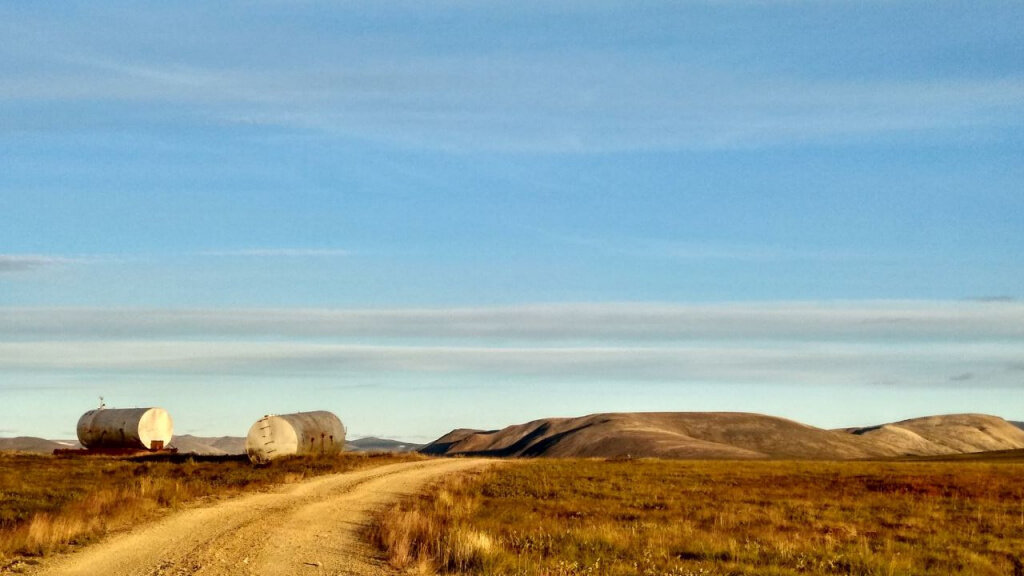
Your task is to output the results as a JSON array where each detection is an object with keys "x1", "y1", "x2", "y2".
[
  {"x1": 371, "y1": 458, "x2": 1024, "y2": 576},
  {"x1": 0, "y1": 451, "x2": 423, "y2": 570}
]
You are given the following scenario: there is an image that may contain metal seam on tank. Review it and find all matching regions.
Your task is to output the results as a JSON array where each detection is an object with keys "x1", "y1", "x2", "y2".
[{"x1": 245, "y1": 411, "x2": 345, "y2": 463}]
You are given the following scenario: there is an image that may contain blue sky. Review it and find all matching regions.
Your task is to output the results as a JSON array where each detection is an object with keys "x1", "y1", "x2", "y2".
[{"x1": 2, "y1": 1, "x2": 1023, "y2": 441}]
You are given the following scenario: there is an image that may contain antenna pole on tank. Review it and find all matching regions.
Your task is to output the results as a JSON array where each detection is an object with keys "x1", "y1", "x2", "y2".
[{"x1": 99, "y1": 396, "x2": 106, "y2": 410}]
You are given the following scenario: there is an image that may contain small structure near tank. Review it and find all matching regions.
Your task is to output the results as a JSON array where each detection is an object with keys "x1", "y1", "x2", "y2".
[
  {"x1": 246, "y1": 410, "x2": 346, "y2": 464},
  {"x1": 56, "y1": 406, "x2": 176, "y2": 456}
]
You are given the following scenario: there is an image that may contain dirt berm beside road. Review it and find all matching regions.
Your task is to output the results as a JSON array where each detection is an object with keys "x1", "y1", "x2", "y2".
[{"x1": 24, "y1": 458, "x2": 491, "y2": 576}]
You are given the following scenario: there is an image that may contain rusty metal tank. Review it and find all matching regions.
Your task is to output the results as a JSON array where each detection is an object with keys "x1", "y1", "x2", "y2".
[
  {"x1": 245, "y1": 410, "x2": 346, "y2": 464},
  {"x1": 76, "y1": 407, "x2": 174, "y2": 450}
]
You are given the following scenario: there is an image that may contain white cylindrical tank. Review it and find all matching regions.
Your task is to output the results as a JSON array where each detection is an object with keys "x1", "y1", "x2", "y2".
[
  {"x1": 246, "y1": 411, "x2": 346, "y2": 464},
  {"x1": 77, "y1": 407, "x2": 174, "y2": 450}
]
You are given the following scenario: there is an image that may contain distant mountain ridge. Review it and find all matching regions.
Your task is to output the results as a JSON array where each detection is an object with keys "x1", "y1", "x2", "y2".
[
  {"x1": 170, "y1": 435, "x2": 247, "y2": 455},
  {"x1": 0, "y1": 435, "x2": 422, "y2": 455},
  {"x1": 5, "y1": 415, "x2": 1021, "y2": 459},
  {"x1": 0, "y1": 437, "x2": 78, "y2": 453},
  {"x1": 347, "y1": 437, "x2": 425, "y2": 453},
  {"x1": 170, "y1": 435, "x2": 425, "y2": 455},
  {"x1": 421, "y1": 412, "x2": 1024, "y2": 460}
]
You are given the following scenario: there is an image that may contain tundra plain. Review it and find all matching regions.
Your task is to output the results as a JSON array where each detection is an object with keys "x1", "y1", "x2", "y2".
[
  {"x1": 3, "y1": 412, "x2": 1024, "y2": 575},
  {"x1": 372, "y1": 457, "x2": 1024, "y2": 576}
]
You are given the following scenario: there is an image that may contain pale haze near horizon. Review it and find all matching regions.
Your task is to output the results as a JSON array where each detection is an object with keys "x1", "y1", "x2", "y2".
[{"x1": 1, "y1": 2, "x2": 1023, "y2": 442}]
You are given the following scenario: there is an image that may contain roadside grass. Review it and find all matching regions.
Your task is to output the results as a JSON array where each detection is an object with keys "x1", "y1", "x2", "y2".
[
  {"x1": 0, "y1": 450, "x2": 424, "y2": 569},
  {"x1": 371, "y1": 459, "x2": 1024, "y2": 576}
]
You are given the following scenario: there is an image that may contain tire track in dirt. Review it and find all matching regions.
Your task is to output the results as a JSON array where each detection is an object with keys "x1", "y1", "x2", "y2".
[{"x1": 26, "y1": 458, "x2": 492, "y2": 576}]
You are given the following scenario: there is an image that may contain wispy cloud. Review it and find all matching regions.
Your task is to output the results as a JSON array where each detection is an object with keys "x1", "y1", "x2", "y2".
[
  {"x1": 3, "y1": 1, "x2": 1022, "y2": 151},
  {"x1": 2, "y1": 48, "x2": 1022, "y2": 151},
  {"x1": 199, "y1": 248, "x2": 351, "y2": 257},
  {"x1": 1, "y1": 302, "x2": 1021, "y2": 391},
  {"x1": 195, "y1": 72, "x2": 1024, "y2": 152},
  {"x1": 0, "y1": 254, "x2": 78, "y2": 273},
  {"x1": 3, "y1": 302, "x2": 1022, "y2": 341},
  {"x1": 967, "y1": 296, "x2": 1017, "y2": 303},
  {"x1": 0, "y1": 340, "x2": 1019, "y2": 390},
  {"x1": 551, "y1": 234, "x2": 872, "y2": 263}
]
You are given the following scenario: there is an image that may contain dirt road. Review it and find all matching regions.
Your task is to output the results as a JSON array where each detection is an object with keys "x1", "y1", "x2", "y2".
[{"x1": 27, "y1": 458, "x2": 491, "y2": 576}]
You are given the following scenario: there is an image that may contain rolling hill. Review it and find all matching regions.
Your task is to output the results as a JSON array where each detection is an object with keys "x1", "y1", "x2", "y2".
[
  {"x1": 845, "y1": 414, "x2": 1024, "y2": 456},
  {"x1": 0, "y1": 437, "x2": 79, "y2": 453},
  {"x1": 422, "y1": 412, "x2": 1024, "y2": 460}
]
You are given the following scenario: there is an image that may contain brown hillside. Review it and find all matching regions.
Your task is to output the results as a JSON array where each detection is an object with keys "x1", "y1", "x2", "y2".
[
  {"x1": 421, "y1": 412, "x2": 880, "y2": 459},
  {"x1": 846, "y1": 413, "x2": 1024, "y2": 456},
  {"x1": 421, "y1": 412, "x2": 1024, "y2": 460}
]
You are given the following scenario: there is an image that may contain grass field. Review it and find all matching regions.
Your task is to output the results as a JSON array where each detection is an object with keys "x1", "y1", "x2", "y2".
[
  {"x1": 0, "y1": 451, "x2": 423, "y2": 570},
  {"x1": 371, "y1": 458, "x2": 1024, "y2": 576}
]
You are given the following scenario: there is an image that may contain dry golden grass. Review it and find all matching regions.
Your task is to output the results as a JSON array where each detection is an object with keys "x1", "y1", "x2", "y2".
[
  {"x1": 371, "y1": 458, "x2": 1024, "y2": 576},
  {"x1": 0, "y1": 450, "x2": 423, "y2": 569}
]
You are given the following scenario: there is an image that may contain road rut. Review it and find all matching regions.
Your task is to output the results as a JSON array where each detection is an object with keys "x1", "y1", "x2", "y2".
[{"x1": 26, "y1": 458, "x2": 491, "y2": 576}]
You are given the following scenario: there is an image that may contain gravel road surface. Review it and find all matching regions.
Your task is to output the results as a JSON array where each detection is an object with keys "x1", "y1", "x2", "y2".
[{"x1": 25, "y1": 458, "x2": 491, "y2": 576}]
